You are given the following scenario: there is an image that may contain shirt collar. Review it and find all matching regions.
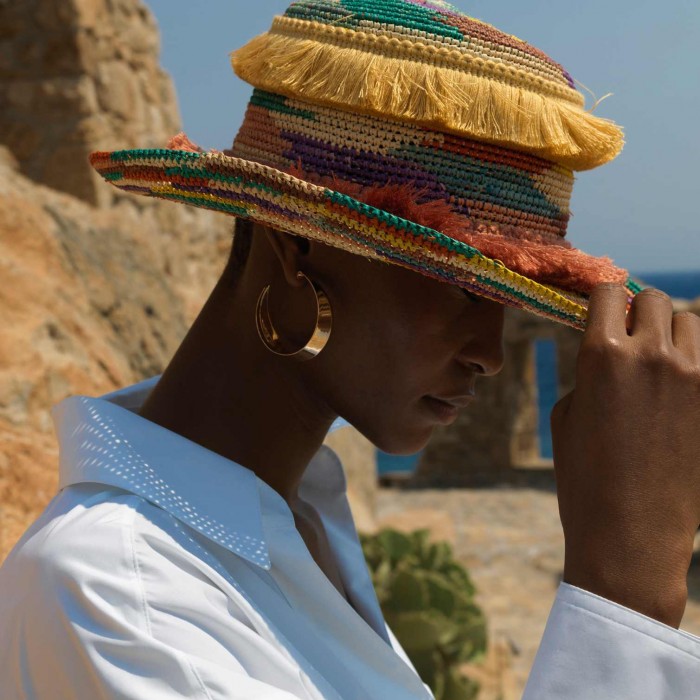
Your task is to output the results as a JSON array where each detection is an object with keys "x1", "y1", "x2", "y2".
[{"x1": 51, "y1": 375, "x2": 350, "y2": 571}]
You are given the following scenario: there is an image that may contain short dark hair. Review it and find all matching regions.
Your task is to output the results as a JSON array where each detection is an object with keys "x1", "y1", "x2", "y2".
[
  {"x1": 222, "y1": 219, "x2": 309, "y2": 286},
  {"x1": 223, "y1": 217, "x2": 254, "y2": 285}
]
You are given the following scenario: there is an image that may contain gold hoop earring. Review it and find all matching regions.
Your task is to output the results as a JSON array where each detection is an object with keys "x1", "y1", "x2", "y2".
[{"x1": 255, "y1": 271, "x2": 332, "y2": 361}]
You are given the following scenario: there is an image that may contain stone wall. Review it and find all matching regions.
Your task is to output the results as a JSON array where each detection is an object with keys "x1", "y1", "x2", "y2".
[
  {"x1": 0, "y1": 0, "x2": 180, "y2": 208},
  {"x1": 0, "y1": 0, "x2": 233, "y2": 559},
  {"x1": 0, "y1": 143, "x2": 186, "y2": 556},
  {"x1": 0, "y1": 0, "x2": 230, "y2": 324}
]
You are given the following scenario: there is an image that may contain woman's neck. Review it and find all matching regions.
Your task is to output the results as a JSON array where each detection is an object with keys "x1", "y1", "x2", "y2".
[{"x1": 137, "y1": 272, "x2": 336, "y2": 504}]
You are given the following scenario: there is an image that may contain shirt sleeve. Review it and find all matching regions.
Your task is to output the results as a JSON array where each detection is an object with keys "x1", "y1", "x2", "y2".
[
  {"x1": 522, "y1": 581, "x2": 700, "y2": 699},
  {"x1": 0, "y1": 491, "x2": 310, "y2": 700}
]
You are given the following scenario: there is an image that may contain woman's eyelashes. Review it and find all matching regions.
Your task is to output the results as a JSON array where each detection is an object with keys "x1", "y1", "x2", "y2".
[{"x1": 461, "y1": 288, "x2": 482, "y2": 304}]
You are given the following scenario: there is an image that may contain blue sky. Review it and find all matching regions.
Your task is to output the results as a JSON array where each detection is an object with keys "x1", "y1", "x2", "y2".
[{"x1": 145, "y1": 1, "x2": 699, "y2": 274}]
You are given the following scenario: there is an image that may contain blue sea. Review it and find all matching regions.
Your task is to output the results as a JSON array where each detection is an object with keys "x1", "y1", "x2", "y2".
[
  {"x1": 635, "y1": 271, "x2": 700, "y2": 302},
  {"x1": 378, "y1": 270, "x2": 700, "y2": 473}
]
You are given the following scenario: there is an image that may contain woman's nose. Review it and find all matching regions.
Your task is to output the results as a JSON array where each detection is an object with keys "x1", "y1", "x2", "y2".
[{"x1": 456, "y1": 301, "x2": 506, "y2": 376}]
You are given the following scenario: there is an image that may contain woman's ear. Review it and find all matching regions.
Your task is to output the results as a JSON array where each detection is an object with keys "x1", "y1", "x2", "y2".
[{"x1": 262, "y1": 225, "x2": 310, "y2": 288}]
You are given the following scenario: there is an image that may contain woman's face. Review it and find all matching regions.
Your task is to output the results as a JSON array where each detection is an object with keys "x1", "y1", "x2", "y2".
[{"x1": 290, "y1": 239, "x2": 506, "y2": 455}]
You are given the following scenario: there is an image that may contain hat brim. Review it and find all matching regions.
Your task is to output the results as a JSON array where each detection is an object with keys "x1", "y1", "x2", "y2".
[{"x1": 89, "y1": 148, "x2": 641, "y2": 330}]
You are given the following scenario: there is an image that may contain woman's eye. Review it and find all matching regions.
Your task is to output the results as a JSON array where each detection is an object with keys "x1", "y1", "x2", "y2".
[{"x1": 461, "y1": 288, "x2": 482, "y2": 304}]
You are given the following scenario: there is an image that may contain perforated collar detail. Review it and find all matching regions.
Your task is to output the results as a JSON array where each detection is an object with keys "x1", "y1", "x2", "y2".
[{"x1": 52, "y1": 375, "x2": 348, "y2": 570}]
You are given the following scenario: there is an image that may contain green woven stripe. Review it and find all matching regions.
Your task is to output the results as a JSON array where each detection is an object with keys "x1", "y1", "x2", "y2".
[
  {"x1": 339, "y1": 0, "x2": 463, "y2": 39},
  {"x1": 250, "y1": 89, "x2": 317, "y2": 121},
  {"x1": 108, "y1": 149, "x2": 202, "y2": 164},
  {"x1": 626, "y1": 277, "x2": 644, "y2": 294},
  {"x1": 162, "y1": 166, "x2": 247, "y2": 186},
  {"x1": 325, "y1": 189, "x2": 483, "y2": 258},
  {"x1": 285, "y1": 0, "x2": 354, "y2": 26},
  {"x1": 285, "y1": 0, "x2": 464, "y2": 41}
]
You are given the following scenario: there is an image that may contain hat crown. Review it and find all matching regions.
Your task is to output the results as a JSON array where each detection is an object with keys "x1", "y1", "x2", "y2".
[
  {"x1": 232, "y1": 0, "x2": 624, "y2": 170},
  {"x1": 283, "y1": 0, "x2": 575, "y2": 91}
]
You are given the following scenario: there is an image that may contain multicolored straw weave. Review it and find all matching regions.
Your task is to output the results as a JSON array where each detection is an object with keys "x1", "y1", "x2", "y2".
[{"x1": 90, "y1": 0, "x2": 638, "y2": 330}]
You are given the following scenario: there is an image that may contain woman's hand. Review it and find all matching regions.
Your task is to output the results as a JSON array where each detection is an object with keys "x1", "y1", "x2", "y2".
[{"x1": 551, "y1": 284, "x2": 700, "y2": 628}]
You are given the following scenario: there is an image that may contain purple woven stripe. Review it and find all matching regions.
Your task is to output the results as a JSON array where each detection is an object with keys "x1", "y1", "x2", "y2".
[
  {"x1": 122, "y1": 185, "x2": 153, "y2": 194},
  {"x1": 281, "y1": 131, "x2": 446, "y2": 197},
  {"x1": 281, "y1": 131, "x2": 564, "y2": 224}
]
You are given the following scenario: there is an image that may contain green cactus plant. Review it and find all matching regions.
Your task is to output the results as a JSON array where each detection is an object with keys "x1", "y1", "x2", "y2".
[{"x1": 360, "y1": 528, "x2": 486, "y2": 700}]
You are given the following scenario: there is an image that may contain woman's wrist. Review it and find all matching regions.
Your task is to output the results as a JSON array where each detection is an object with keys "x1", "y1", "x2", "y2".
[{"x1": 563, "y1": 558, "x2": 688, "y2": 629}]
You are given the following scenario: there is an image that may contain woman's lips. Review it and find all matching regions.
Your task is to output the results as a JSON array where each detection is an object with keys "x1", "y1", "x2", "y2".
[{"x1": 422, "y1": 394, "x2": 474, "y2": 424}]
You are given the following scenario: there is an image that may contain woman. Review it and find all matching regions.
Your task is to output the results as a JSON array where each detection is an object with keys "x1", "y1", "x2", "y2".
[{"x1": 2, "y1": 1, "x2": 700, "y2": 698}]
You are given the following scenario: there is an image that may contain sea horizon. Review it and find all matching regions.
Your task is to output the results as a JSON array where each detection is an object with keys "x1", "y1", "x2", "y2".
[{"x1": 632, "y1": 270, "x2": 700, "y2": 301}]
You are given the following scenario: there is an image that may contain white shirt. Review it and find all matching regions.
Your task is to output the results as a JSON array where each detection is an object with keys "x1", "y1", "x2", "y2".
[{"x1": 1, "y1": 376, "x2": 699, "y2": 699}]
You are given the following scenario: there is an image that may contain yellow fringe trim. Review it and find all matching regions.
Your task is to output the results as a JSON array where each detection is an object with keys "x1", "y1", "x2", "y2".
[{"x1": 231, "y1": 18, "x2": 624, "y2": 171}]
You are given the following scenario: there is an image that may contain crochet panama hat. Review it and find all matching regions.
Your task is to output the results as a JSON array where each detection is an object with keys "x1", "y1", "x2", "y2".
[{"x1": 89, "y1": 0, "x2": 640, "y2": 330}]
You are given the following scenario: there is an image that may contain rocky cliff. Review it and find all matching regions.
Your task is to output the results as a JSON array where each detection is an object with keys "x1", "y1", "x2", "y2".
[
  {"x1": 0, "y1": 0, "x2": 231, "y2": 559},
  {"x1": 0, "y1": 0, "x2": 180, "y2": 207}
]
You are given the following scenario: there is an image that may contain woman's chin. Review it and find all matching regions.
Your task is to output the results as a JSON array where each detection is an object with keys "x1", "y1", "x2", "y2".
[
  {"x1": 343, "y1": 403, "x2": 437, "y2": 456},
  {"x1": 371, "y1": 424, "x2": 433, "y2": 457}
]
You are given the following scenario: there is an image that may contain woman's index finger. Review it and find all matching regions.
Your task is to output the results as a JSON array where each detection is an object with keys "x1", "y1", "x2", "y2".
[{"x1": 585, "y1": 283, "x2": 630, "y2": 341}]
